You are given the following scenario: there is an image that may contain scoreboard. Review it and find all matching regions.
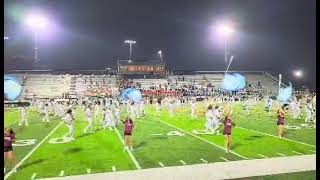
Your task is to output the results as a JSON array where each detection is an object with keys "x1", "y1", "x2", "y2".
[{"x1": 118, "y1": 60, "x2": 166, "y2": 75}]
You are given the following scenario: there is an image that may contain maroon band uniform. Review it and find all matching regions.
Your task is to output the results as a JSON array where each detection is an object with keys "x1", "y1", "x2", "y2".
[
  {"x1": 277, "y1": 109, "x2": 285, "y2": 125},
  {"x1": 4, "y1": 133, "x2": 15, "y2": 152},
  {"x1": 223, "y1": 117, "x2": 234, "y2": 135}
]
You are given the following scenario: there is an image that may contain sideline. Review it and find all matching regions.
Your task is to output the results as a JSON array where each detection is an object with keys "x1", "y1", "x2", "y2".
[{"x1": 41, "y1": 155, "x2": 316, "y2": 180}]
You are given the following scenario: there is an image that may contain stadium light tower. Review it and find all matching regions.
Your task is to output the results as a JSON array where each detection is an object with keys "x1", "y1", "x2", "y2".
[
  {"x1": 293, "y1": 70, "x2": 303, "y2": 78},
  {"x1": 25, "y1": 13, "x2": 49, "y2": 63},
  {"x1": 158, "y1": 50, "x2": 163, "y2": 62},
  {"x1": 4, "y1": 36, "x2": 9, "y2": 40},
  {"x1": 217, "y1": 21, "x2": 234, "y2": 65},
  {"x1": 124, "y1": 40, "x2": 136, "y2": 63}
]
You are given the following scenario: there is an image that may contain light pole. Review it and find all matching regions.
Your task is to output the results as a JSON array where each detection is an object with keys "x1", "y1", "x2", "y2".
[
  {"x1": 278, "y1": 74, "x2": 282, "y2": 95},
  {"x1": 124, "y1": 40, "x2": 136, "y2": 63},
  {"x1": 217, "y1": 21, "x2": 234, "y2": 66},
  {"x1": 25, "y1": 14, "x2": 48, "y2": 63},
  {"x1": 158, "y1": 50, "x2": 163, "y2": 62}
]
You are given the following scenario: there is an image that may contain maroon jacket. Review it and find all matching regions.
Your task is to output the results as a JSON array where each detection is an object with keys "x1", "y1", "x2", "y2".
[
  {"x1": 223, "y1": 117, "x2": 235, "y2": 135},
  {"x1": 4, "y1": 133, "x2": 15, "y2": 147}
]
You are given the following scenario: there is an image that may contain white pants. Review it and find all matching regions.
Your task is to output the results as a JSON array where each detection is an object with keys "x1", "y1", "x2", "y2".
[
  {"x1": 84, "y1": 118, "x2": 93, "y2": 133},
  {"x1": 205, "y1": 119, "x2": 214, "y2": 131},
  {"x1": 43, "y1": 113, "x2": 50, "y2": 122},
  {"x1": 65, "y1": 123, "x2": 74, "y2": 138},
  {"x1": 293, "y1": 108, "x2": 301, "y2": 119},
  {"x1": 305, "y1": 111, "x2": 313, "y2": 122},
  {"x1": 114, "y1": 112, "x2": 120, "y2": 125},
  {"x1": 191, "y1": 109, "x2": 195, "y2": 117},
  {"x1": 19, "y1": 115, "x2": 28, "y2": 126},
  {"x1": 103, "y1": 118, "x2": 114, "y2": 129},
  {"x1": 212, "y1": 120, "x2": 220, "y2": 130}
]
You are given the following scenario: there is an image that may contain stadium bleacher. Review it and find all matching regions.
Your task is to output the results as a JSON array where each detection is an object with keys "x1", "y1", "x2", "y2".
[{"x1": 5, "y1": 71, "x2": 287, "y2": 100}]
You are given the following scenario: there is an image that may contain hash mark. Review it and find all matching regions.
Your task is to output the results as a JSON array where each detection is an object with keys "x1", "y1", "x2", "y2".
[
  {"x1": 276, "y1": 153, "x2": 286, "y2": 157},
  {"x1": 158, "y1": 162, "x2": 164, "y2": 167},
  {"x1": 220, "y1": 157, "x2": 229, "y2": 162},
  {"x1": 179, "y1": 160, "x2": 186, "y2": 165},
  {"x1": 152, "y1": 133, "x2": 163, "y2": 136},
  {"x1": 86, "y1": 169, "x2": 91, "y2": 174},
  {"x1": 257, "y1": 154, "x2": 268, "y2": 158},
  {"x1": 292, "y1": 151, "x2": 303, "y2": 155},
  {"x1": 31, "y1": 173, "x2": 37, "y2": 179},
  {"x1": 200, "y1": 158, "x2": 208, "y2": 163}
]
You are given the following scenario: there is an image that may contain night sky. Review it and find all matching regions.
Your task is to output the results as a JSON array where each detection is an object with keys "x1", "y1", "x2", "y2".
[{"x1": 4, "y1": 0, "x2": 316, "y2": 89}]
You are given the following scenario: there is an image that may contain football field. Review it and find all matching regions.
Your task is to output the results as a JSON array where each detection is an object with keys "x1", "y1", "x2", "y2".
[{"x1": 4, "y1": 101, "x2": 316, "y2": 180}]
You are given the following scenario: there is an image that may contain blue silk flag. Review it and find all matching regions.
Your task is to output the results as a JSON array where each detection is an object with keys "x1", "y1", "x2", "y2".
[
  {"x1": 221, "y1": 73, "x2": 246, "y2": 91},
  {"x1": 120, "y1": 88, "x2": 142, "y2": 103},
  {"x1": 277, "y1": 82, "x2": 293, "y2": 103},
  {"x1": 4, "y1": 75, "x2": 23, "y2": 101}
]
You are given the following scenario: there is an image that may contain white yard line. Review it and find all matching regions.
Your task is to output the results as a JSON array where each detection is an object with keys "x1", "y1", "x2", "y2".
[
  {"x1": 86, "y1": 169, "x2": 91, "y2": 174},
  {"x1": 200, "y1": 158, "x2": 208, "y2": 163},
  {"x1": 114, "y1": 128, "x2": 141, "y2": 170},
  {"x1": 4, "y1": 121, "x2": 64, "y2": 180},
  {"x1": 112, "y1": 166, "x2": 116, "y2": 172},
  {"x1": 276, "y1": 153, "x2": 286, "y2": 157},
  {"x1": 179, "y1": 160, "x2": 186, "y2": 165},
  {"x1": 31, "y1": 173, "x2": 37, "y2": 179},
  {"x1": 152, "y1": 133, "x2": 163, "y2": 136},
  {"x1": 158, "y1": 162, "x2": 165, "y2": 167},
  {"x1": 236, "y1": 126, "x2": 315, "y2": 147},
  {"x1": 59, "y1": 170, "x2": 64, "y2": 177},
  {"x1": 292, "y1": 151, "x2": 304, "y2": 155},
  {"x1": 220, "y1": 157, "x2": 229, "y2": 162},
  {"x1": 257, "y1": 154, "x2": 268, "y2": 158},
  {"x1": 157, "y1": 119, "x2": 248, "y2": 159}
]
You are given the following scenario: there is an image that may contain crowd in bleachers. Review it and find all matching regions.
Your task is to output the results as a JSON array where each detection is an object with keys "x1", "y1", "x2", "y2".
[{"x1": 6, "y1": 72, "x2": 308, "y2": 101}]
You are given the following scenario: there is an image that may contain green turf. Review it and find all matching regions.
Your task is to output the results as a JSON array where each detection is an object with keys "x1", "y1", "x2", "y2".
[
  {"x1": 155, "y1": 102, "x2": 315, "y2": 159},
  {"x1": 3, "y1": 101, "x2": 316, "y2": 180},
  {"x1": 8, "y1": 107, "x2": 136, "y2": 180},
  {"x1": 4, "y1": 108, "x2": 22, "y2": 127},
  {"x1": 235, "y1": 170, "x2": 316, "y2": 180},
  {"x1": 4, "y1": 109, "x2": 61, "y2": 165},
  {"x1": 117, "y1": 115, "x2": 242, "y2": 169}
]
